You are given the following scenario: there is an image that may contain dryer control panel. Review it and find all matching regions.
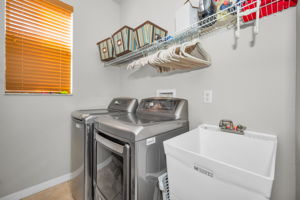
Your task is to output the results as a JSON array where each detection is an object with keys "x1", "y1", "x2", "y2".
[{"x1": 108, "y1": 98, "x2": 138, "y2": 113}]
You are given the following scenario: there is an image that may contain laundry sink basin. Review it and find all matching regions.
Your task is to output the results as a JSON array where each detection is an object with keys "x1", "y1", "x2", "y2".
[{"x1": 164, "y1": 124, "x2": 277, "y2": 200}]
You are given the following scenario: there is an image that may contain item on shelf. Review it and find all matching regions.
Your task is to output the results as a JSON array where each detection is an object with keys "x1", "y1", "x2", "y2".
[
  {"x1": 198, "y1": 0, "x2": 217, "y2": 27},
  {"x1": 215, "y1": 0, "x2": 236, "y2": 23},
  {"x1": 199, "y1": 0, "x2": 208, "y2": 15},
  {"x1": 135, "y1": 21, "x2": 168, "y2": 48},
  {"x1": 97, "y1": 38, "x2": 115, "y2": 61},
  {"x1": 163, "y1": 35, "x2": 174, "y2": 42},
  {"x1": 199, "y1": 0, "x2": 236, "y2": 34},
  {"x1": 242, "y1": 0, "x2": 297, "y2": 22},
  {"x1": 199, "y1": 0, "x2": 215, "y2": 18},
  {"x1": 219, "y1": 0, "x2": 235, "y2": 13},
  {"x1": 127, "y1": 40, "x2": 211, "y2": 73},
  {"x1": 112, "y1": 25, "x2": 138, "y2": 57},
  {"x1": 176, "y1": 0, "x2": 200, "y2": 32}
]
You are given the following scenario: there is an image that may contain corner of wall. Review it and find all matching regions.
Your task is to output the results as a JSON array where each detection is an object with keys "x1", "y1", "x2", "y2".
[
  {"x1": 0, "y1": 0, "x2": 5, "y2": 94},
  {"x1": 296, "y1": 3, "x2": 300, "y2": 200}
]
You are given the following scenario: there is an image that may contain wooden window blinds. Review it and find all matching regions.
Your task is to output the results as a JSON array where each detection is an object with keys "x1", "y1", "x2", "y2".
[{"x1": 5, "y1": 0, "x2": 73, "y2": 94}]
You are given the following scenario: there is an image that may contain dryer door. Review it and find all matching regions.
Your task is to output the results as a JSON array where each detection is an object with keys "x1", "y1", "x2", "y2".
[{"x1": 94, "y1": 132, "x2": 130, "y2": 200}]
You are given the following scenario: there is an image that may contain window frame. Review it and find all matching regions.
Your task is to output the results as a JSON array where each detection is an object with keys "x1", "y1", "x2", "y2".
[{"x1": 4, "y1": 0, "x2": 73, "y2": 95}]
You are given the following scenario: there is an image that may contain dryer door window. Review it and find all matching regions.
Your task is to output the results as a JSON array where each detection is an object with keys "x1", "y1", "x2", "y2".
[{"x1": 94, "y1": 133, "x2": 130, "y2": 200}]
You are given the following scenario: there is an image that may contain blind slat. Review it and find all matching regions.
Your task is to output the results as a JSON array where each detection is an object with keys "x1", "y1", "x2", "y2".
[
  {"x1": 6, "y1": 60, "x2": 71, "y2": 71},
  {"x1": 6, "y1": 54, "x2": 71, "y2": 67},
  {"x1": 6, "y1": 33, "x2": 71, "y2": 53},
  {"x1": 6, "y1": 15, "x2": 71, "y2": 38},
  {"x1": 7, "y1": 0, "x2": 72, "y2": 21},
  {"x1": 6, "y1": 49, "x2": 71, "y2": 63},
  {"x1": 6, "y1": 22, "x2": 71, "y2": 44},
  {"x1": 5, "y1": 0, "x2": 73, "y2": 94},
  {"x1": 6, "y1": 68, "x2": 71, "y2": 77},
  {"x1": 6, "y1": 4, "x2": 71, "y2": 30},
  {"x1": 6, "y1": 90, "x2": 71, "y2": 93},
  {"x1": 7, "y1": 78, "x2": 71, "y2": 85},
  {"x1": 26, "y1": 0, "x2": 73, "y2": 15},
  {"x1": 7, "y1": 47, "x2": 71, "y2": 61},
  {"x1": 41, "y1": 0, "x2": 73, "y2": 12}
]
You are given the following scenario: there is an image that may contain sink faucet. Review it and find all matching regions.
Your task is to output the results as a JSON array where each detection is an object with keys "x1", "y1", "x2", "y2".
[{"x1": 219, "y1": 120, "x2": 247, "y2": 135}]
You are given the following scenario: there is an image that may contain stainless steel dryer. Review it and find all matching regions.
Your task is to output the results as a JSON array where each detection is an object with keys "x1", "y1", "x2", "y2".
[
  {"x1": 93, "y1": 98, "x2": 189, "y2": 200},
  {"x1": 71, "y1": 98, "x2": 138, "y2": 200}
]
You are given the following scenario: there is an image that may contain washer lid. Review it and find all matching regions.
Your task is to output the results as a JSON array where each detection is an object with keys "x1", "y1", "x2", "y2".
[
  {"x1": 72, "y1": 97, "x2": 138, "y2": 121},
  {"x1": 94, "y1": 114, "x2": 188, "y2": 142},
  {"x1": 71, "y1": 109, "x2": 112, "y2": 121},
  {"x1": 108, "y1": 97, "x2": 138, "y2": 113}
]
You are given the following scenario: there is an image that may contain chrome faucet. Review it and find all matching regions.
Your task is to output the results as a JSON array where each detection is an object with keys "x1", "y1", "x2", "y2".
[{"x1": 219, "y1": 120, "x2": 247, "y2": 135}]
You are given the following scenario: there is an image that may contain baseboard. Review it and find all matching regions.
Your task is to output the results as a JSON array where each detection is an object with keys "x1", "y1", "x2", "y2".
[
  {"x1": 0, "y1": 169, "x2": 80, "y2": 200},
  {"x1": 0, "y1": 158, "x2": 113, "y2": 200}
]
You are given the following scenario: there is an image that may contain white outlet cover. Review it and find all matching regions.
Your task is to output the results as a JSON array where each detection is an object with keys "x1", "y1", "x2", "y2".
[
  {"x1": 156, "y1": 89, "x2": 176, "y2": 98},
  {"x1": 204, "y1": 90, "x2": 213, "y2": 103}
]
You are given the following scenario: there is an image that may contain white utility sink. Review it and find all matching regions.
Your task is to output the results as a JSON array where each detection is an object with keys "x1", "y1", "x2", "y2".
[{"x1": 164, "y1": 124, "x2": 277, "y2": 200}]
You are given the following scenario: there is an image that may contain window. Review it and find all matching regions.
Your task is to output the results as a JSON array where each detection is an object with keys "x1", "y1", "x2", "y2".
[{"x1": 5, "y1": 0, "x2": 73, "y2": 94}]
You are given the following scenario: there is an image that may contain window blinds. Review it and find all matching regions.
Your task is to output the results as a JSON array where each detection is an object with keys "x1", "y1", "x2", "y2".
[{"x1": 5, "y1": 0, "x2": 73, "y2": 94}]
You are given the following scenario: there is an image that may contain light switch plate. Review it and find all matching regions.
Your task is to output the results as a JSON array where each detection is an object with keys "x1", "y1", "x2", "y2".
[
  {"x1": 156, "y1": 89, "x2": 176, "y2": 98},
  {"x1": 204, "y1": 90, "x2": 213, "y2": 103}
]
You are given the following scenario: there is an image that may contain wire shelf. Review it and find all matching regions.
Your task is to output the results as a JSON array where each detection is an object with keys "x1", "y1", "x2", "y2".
[{"x1": 103, "y1": 0, "x2": 295, "y2": 66}]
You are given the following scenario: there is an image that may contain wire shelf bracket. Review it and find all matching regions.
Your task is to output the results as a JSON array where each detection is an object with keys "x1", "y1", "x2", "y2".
[
  {"x1": 236, "y1": 0, "x2": 261, "y2": 38},
  {"x1": 102, "y1": 0, "x2": 294, "y2": 66}
]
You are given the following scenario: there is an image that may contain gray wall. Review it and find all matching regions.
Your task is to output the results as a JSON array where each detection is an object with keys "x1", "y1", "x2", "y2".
[
  {"x1": 0, "y1": 0, "x2": 121, "y2": 197},
  {"x1": 0, "y1": 0, "x2": 298, "y2": 199},
  {"x1": 119, "y1": 1, "x2": 297, "y2": 200},
  {"x1": 296, "y1": 3, "x2": 300, "y2": 200}
]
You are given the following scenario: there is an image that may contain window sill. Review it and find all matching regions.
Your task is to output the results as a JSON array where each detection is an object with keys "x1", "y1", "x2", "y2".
[{"x1": 4, "y1": 93, "x2": 73, "y2": 96}]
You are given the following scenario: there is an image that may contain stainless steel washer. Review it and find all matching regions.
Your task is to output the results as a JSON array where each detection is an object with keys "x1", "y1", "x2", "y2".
[
  {"x1": 93, "y1": 97, "x2": 189, "y2": 200},
  {"x1": 71, "y1": 98, "x2": 138, "y2": 200}
]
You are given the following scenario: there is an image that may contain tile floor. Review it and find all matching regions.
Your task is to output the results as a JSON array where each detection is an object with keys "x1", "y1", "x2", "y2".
[{"x1": 22, "y1": 181, "x2": 74, "y2": 200}]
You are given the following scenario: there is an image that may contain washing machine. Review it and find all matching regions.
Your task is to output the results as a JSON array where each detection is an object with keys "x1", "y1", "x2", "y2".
[
  {"x1": 71, "y1": 98, "x2": 138, "y2": 200},
  {"x1": 93, "y1": 97, "x2": 189, "y2": 200}
]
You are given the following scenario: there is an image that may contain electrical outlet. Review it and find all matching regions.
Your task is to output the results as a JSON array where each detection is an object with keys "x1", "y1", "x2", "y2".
[{"x1": 204, "y1": 90, "x2": 213, "y2": 103}]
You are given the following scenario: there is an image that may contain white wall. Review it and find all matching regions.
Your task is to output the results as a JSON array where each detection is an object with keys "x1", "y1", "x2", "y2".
[
  {"x1": 0, "y1": 0, "x2": 297, "y2": 199},
  {"x1": 0, "y1": 0, "x2": 121, "y2": 197},
  {"x1": 296, "y1": 3, "x2": 300, "y2": 199},
  {"x1": 119, "y1": 1, "x2": 297, "y2": 200}
]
